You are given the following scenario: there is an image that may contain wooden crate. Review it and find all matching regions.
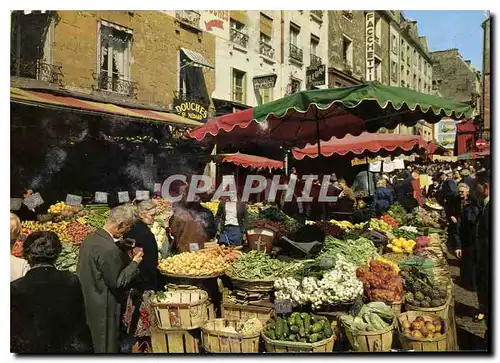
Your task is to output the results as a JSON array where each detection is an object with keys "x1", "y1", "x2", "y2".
[
  {"x1": 343, "y1": 319, "x2": 394, "y2": 352},
  {"x1": 389, "y1": 301, "x2": 403, "y2": 315},
  {"x1": 206, "y1": 302, "x2": 216, "y2": 321},
  {"x1": 261, "y1": 332, "x2": 335, "y2": 353},
  {"x1": 152, "y1": 290, "x2": 208, "y2": 330},
  {"x1": 397, "y1": 311, "x2": 448, "y2": 351},
  {"x1": 150, "y1": 327, "x2": 200, "y2": 353},
  {"x1": 405, "y1": 294, "x2": 451, "y2": 322},
  {"x1": 222, "y1": 302, "x2": 273, "y2": 325},
  {"x1": 201, "y1": 319, "x2": 261, "y2": 353}
]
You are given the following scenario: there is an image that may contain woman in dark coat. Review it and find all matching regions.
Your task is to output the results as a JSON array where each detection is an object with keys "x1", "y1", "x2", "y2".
[
  {"x1": 451, "y1": 183, "x2": 481, "y2": 291},
  {"x1": 11, "y1": 231, "x2": 93, "y2": 353},
  {"x1": 374, "y1": 179, "x2": 394, "y2": 216}
]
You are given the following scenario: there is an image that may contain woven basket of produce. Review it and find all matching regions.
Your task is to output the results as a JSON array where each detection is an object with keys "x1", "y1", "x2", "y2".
[
  {"x1": 397, "y1": 311, "x2": 447, "y2": 351},
  {"x1": 340, "y1": 301, "x2": 396, "y2": 352},
  {"x1": 405, "y1": 295, "x2": 451, "y2": 321},
  {"x1": 262, "y1": 313, "x2": 335, "y2": 353},
  {"x1": 201, "y1": 318, "x2": 263, "y2": 353},
  {"x1": 225, "y1": 271, "x2": 275, "y2": 292},
  {"x1": 152, "y1": 289, "x2": 208, "y2": 330}
]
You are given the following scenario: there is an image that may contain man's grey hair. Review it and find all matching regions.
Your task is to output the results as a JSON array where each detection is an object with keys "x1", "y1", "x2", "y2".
[
  {"x1": 108, "y1": 204, "x2": 138, "y2": 226},
  {"x1": 458, "y1": 183, "x2": 470, "y2": 191},
  {"x1": 137, "y1": 200, "x2": 156, "y2": 215}
]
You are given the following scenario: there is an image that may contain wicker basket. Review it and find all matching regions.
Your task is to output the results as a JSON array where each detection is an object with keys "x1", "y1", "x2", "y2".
[
  {"x1": 397, "y1": 311, "x2": 448, "y2": 351},
  {"x1": 246, "y1": 227, "x2": 275, "y2": 252},
  {"x1": 226, "y1": 272, "x2": 275, "y2": 292},
  {"x1": 150, "y1": 327, "x2": 200, "y2": 353},
  {"x1": 343, "y1": 319, "x2": 395, "y2": 352},
  {"x1": 404, "y1": 295, "x2": 451, "y2": 321},
  {"x1": 201, "y1": 319, "x2": 262, "y2": 353},
  {"x1": 152, "y1": 290, "x2": 208, "y2": 330},
  {"x1": 261, "y1": 332, "x2": 335, "y2": 353},
  {"x1": 389, "y1": 301, "x2": 403, "y2": 315},
  {"x1": 222, "y1": 302, "x2": 273, "y2": 325}
]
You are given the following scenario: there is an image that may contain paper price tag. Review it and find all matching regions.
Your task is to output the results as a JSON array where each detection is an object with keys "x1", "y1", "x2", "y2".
[
  {"x1": 274, "y1": 299, "x2": 292, "y2": 314},
  {"x1": 23, "y1": 193, "x2": 44, "y2": 210},
  {"x1": 95, "y1": 192, "x2": 108, "y2": 203},
  {"x1": 66, "y1": 194, "x2": 83, "y2": 206},
  {"x1": 135, "y1": 190, "x2": 150, "y2": 201},
  {"x1": 10, "y1": 198, "x2": 23, "y2": 211},
  {"x1": 154, "y1": 183, "x2": 162, "y2": 193},
  {"x1": 118, "y1": 191, "x2": 130, "y2": 203},
  {"x1": 189, "y1": 243, "x2": 200, "y2": 252}
]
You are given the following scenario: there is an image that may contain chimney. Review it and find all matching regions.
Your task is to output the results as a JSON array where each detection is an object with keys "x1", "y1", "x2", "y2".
[{"x1": 465, "y1": 60, "x2": 471, "y2": 66}]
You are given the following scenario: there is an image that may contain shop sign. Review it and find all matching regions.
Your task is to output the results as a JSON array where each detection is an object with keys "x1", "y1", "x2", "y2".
[
  {"x1": 365, "y1": 12, "x2": 375, "y2": 81},
  {"x1": 173, "y1": 99, "x2": 208, "y2": 122},
  {"x1": 95, "y1": 192, "x2": 108, "y2": 203},
  {"x1": 66, "y1": 194, "x2": 83, "y2": 206},
  {"x1": 306, "y1": 64, "x2": 326, "y2": 88},
  {"x1": 118, "y1": 191, "x2": 130, "y2": 203},
  {"x1": 136, "y1": 190, "x2": 150, "y2": 201},
  {"x1": 23, "y1": 192, "x2": 44, "y2": 210},
  {"x1": 253, "y1": 74, "x2": 277, "y2": 90},
  {"x1": 351, "y1": 156, "x2": 381, "y2": 166}
]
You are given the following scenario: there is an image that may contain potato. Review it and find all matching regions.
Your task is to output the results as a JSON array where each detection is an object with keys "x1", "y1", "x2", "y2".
[
  {"x1": 434, "y1": 323, "x2": 442, "y2": 333},
  {"x1": 419, "y1": 326, "x2": 429, "y2": 337},
  {"x1": 411, "y1": 321, "x2": 422, "y2": 331},
  {"x1": 415, "y1": 316, "x2": 426, "y2": 323},
  {"x1": 425, "y1": 322, "x2": 436, "y2": 333},
  {"x1": 412, "y1": 330, "x2": 423, "y2": 339}
]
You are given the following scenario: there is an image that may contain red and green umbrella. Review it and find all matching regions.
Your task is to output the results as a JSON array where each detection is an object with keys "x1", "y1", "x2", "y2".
[{"x1": 188, "y1": 82, "x2": 472, "y2": 150}]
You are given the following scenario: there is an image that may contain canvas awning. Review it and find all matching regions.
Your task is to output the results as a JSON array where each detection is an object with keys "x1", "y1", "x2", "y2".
[
  {"x1": 10, "y1": 87, "x2": 203, "y2": 128},
  {"x1": 217, "y1": 152, "x2": 283, "y2": 170},
  {"x1": 292, "y1": 132, "x2": 429, "y2": 160},
  {"x1": 181, "y1": 48, "x2": 214, "y2": 69}
]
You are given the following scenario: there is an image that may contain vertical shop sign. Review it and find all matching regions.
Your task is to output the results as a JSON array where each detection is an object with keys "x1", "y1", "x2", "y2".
[{"x1": 366, "y1": 12, "x2": 375, "y2": 81}]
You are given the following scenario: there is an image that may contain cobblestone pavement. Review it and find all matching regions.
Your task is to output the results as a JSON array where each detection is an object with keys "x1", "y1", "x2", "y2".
[{"x1": 446, "y1": 250, "x2": 487, "y2": 351}]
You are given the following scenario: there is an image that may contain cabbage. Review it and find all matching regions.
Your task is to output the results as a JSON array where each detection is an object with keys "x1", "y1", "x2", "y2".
[{"x1": 366, "y1": 301, "x2": 394, "y2": 322}]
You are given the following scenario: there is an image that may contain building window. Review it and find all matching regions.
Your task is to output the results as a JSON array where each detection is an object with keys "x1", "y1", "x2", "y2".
[
  {"x1": 391, "y1": 34, "x2": 397, "y2": 54},
  {"x1": 375, "y1": 16, "x2": 381, "y2": 44},
  {"x1": 175, "y1": 11, "x2": 201, "y2": 29},
  {"x1": 418, "y1": 78, "x2": 422, "y2": 92},
  {"x1": 259, "y1": 33, "x2": 274, "y2": 59},
  {"x1": 290, "y1": 78, "x2": 301, "y2": 94},
  {"x1": 289, "y1": 24, "x2": 303, "y2": 63},
  {"x1": 391, "y1": 61, "x2": 397, "y2": 82},
  {"x1": 230, "y1": 19, "x2": 249, "y2": 48},
  {"x1": 374, "y1": 58, "x2": 382, "y2": 82},
  {"x1": 98, "y1": 23, "x2": 133, "y2": 95},
  {"x1": 259, "y1": 87, "x2": 273, "y2": 104},
  {"x1": 232, "y1": 68, "x2": 246, "y2": 104},
  {"x1": 413, "y1": 75, "x2": 417, "y2": 89},
  {"x1": 310, "y1": 35, "x2": 320, "y2": 66},
  {"x1": 342, "y1": 35, "x2": 353, "y2": 68}
]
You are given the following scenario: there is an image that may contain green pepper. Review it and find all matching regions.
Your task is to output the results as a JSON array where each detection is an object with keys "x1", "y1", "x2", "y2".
[
  {"x1": 290, "y1": 325, "x2": 299, "y2": 334},
  {"x1": 308, "y1": 333, "x2": 320, "y2": 343},
  {"x1": 287, "y1": 316, "x2": 296, "y2": 326},
  {"x1": 311, "y1": 322, "x2": 323, "y2": 334},
  {"x1": 317, "y1": 332, "x2": 324, "y2": 341},
  {"x1": 267, "y1": 330, "x2": 277, "y2": 340}
]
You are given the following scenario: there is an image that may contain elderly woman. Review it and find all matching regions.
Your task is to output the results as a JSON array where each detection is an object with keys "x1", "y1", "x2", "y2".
[
  {"x1": 10, "y1": 213, "x2": 29, "y2": 281},
  {"x1": 374, "y1": 179, "x2": 394, "y2": 216},
  {"x1": 11, "y1": 231, "x2": 93, "y2": 353},
  {"x1": 77, "y1": 204, "x2": 144, "y2": 353},
  {"x1": 451, "y1": 183, "x2": 481, "y2": 291},
  {"x1": 122, "y1": 200, "x2": 166, "y2": 346}
]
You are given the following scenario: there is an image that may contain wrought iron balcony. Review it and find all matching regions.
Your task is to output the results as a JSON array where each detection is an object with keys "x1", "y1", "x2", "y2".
[
  {"x1": 289, "y1": 44, "x2": 303, "y2": 63},
  {"x1": 175, "y1": 10, "x2": 201, "y2": 29},
  {"x1": 230, "y1": 28, "x2": 249, "y2": 48},
  {"x1": 259, "y1": 41, "x2": 275, "y2": 59},
  {"x1": 310, "y1": 54, "x2": 322, "y2": 67},
  {"x1": 10, "y1": 57, "x2": 63, "y2": 85},
  {"x1": 173, "y1": 90, "x2": 208, "y2": 103},
  {"x1": 93, "y1": 72, "x2": 137, "y2": 97},
  {"x1": 310, "y1": 10, "x2": 323, "y2": 20}
]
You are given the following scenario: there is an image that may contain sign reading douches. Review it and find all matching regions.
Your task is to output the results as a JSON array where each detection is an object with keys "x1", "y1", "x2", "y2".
[
  {"x1": 306, "y1": 64, "x2": 326, "y2": 88},
  {"x1": 253, "y1": 75, "x2": 277, "y2": 90},
  {"x1": 173, "y1": 99, "x2": 208, "y2": 122},
  {"x1": 365, "y1": 12, "x2": 375, "y2": 81}
]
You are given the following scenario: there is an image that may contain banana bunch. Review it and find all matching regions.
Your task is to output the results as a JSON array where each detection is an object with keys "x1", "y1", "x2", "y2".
[{"x1": 330, "y1": 219, "x2": 354, "y2": 230}]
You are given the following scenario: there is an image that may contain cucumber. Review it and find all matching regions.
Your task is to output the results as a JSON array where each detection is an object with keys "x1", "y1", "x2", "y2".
[{"x1": 290, "y1": 325, "x2": 299, "y2": 334}]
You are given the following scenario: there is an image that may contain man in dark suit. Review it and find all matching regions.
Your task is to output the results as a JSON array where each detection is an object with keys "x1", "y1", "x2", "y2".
[
  {"x1": 77, "y1": 204, "x2": 144, "y2": 353},
  {"x1": 11, "y1": 231, "x2": 93, "y2": 353}
]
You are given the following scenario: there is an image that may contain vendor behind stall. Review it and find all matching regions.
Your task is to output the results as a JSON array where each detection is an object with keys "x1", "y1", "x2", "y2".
[
  {"x1": 215, "y1": 194, "x2": 247, "y2": 246},
  {"x1": 374, "y1": 179, "x2": 394, "y2": 216}
]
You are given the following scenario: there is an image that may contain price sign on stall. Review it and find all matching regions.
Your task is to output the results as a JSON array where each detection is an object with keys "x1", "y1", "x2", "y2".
[
  {"x1": 189, "y1": 243, "x2": 200, "y2": 252},
  {"x1": 95, "y1": 192, "x2": 108, "y2": 203},
  {"x1": 154, "y1": 183, "x2": 162, "y2": 193},
  {"x1": 66, "y1": 194, "x2": 83, "y2": 206},
  {"x1": 10, "y1": 198, "x2": 23, "y2": 211},
  {"x1": 135, "y1": 190, "x2": 150, "y2": 201},
  {"x1": 23, "y1": 192, "x2": 44, "y2": 210},
  {"x1": 118, "y1": 191, "x2": 130, "y2": 203},
  {"x1": 274, "y1": 299, "x2": 292, "y2": 314}
]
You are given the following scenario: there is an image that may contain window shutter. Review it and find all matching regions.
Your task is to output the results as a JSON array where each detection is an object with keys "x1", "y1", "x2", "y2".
[
  {"x1": 230, "y1": 11, "x2": 247, "y2": 25},
  {"x1": 260, "y1": 13, "x2": 273, "y2": 37}
]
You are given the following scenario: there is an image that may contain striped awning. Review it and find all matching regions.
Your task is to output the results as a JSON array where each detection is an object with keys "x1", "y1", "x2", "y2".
[
  {"x1": 10, "y1": 87, "x2": 203, "y2": 128},
  {"x1": 181, "y1": 48, "x2": 214, "y2": 69}
]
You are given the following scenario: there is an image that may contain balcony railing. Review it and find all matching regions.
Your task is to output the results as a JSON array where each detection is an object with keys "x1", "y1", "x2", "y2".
[
  {"x1": 173, "y1": 91, "x2": 208, "y2": 104},
  {"x1": 310, "y1": 54, "x2": 322, "y2": 67},
  {"x1": 310, "y1": 10, "x2": 323, "y2": 20},
  {"x1": 93, "y1": 72, "x2": 137, "y2": 97},
  {"x1": 230, "y1": 28, "x2": 249, "y2": 48},
  {"x1": 175, "y1": 10, "x2": 201, "y2": 29},
  {"x1": 10, "y1": 57, "x2": 63, "y2": 85},
  {"x1": 289, "y1": 44, "x2": 303, "y2": 63},
  {"x1": 259, "y1": 41, "x2": 275, "y2": 59}
]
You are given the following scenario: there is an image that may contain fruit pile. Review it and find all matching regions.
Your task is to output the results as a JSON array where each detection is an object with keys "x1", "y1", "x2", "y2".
[
  {"x1": 158, "y1": 249, "x2": 233, "y2": 276},
  {"x1": 48, "y1": 202, "x2": 81, "y2": 219},
  {"x1": 401, "y1": 315, "x2": 445, "y2": 340},
  {"x1": 380, "y1": 214, "x2": 398, "y2": 228},
  {"x1": 330, "y1": 219, "x2": 355, "y2": 230},
  {"x1": 386, "y1": 237, "x2": 416, "y2": 254},
  {"x1": 66, "y1": 222, "x2": 94, "y2": 245},
  {"x1": 21, "y1": 220, "x2": 71, "y2": 243}
]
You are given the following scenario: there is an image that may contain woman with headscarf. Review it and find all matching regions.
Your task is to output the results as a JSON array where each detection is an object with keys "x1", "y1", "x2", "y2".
[
  {"x1": 11, "y1": 231, "x2": 93, "y2": 353},
  {"x1": 451, "y1": 183, "x2": 481, "y2": 291},
  {"x1": 10, "y1": 213, "x2": 29, "y2": 281}
]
